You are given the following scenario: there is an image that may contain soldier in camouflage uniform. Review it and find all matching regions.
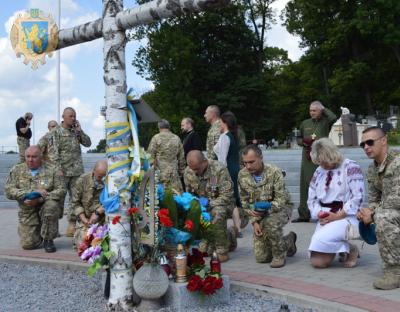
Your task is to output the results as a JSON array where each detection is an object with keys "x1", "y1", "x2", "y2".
[
  {"x1": 238, "y1": 145, "x2": 297, "y2": 268},
  {"x1": 37, "y1": 120, "x2": 60, "y2": 214},
  {"x1": 71, "y1": 160, "x2": 107, "y2": 248},
  {"x1": 5, "y1": 146, "x2": 65, "y2": 252},
  {"x1": 204, "y1": 105, "x2": 222, "y2": 160},
  {"x1": 357, "y1": 127, "x2": 400, "y2": 290},
  {"x1": 47, "y1": 107, "x2": 92, "y2": 237},
  {"x1": 38, "y1": 120, "x2": 58, "y2": 164},
  {"x1": 148, "y1": 119, "x2": 185, "y2": 192},
  {"x1": 184, "y1": 150, "x2": 237, "y2": 262}
]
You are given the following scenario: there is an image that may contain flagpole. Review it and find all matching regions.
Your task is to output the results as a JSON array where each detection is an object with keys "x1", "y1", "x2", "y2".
[{"x1": 56, "y1": 0, "x2": 61, "y2": 123}]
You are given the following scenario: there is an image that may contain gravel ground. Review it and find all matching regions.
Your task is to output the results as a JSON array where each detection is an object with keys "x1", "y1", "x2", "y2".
[{"x1": 0, "y1": 262, "x2": 316, "y2": 312}]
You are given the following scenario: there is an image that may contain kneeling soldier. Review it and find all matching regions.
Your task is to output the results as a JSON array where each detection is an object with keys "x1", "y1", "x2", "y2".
[
  {"x1": 71, "y1": 160, "x2": 107, "y2": 248},
  {"x1": 184, "y1": 150, "x2": 237, "y2": 262},
  {"x1": 5, "y1": 146, "x2": 65, "y2": 252},
  {"x1": 238, "y1": 145, "x2": 297, "y2": 268}
]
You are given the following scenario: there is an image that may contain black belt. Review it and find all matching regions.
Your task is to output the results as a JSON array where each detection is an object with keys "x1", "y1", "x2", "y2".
[{"x1": 319, "y1": 201, "x2": 343, "y2": 213}]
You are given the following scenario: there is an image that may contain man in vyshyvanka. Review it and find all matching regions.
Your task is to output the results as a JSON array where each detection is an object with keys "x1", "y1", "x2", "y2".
[
  {"x1": 294, "y1": 101, "x2": 336, "y2": 222},
  {"x1": 5, "y1": 146, "x2": 65, "y2": 252}
]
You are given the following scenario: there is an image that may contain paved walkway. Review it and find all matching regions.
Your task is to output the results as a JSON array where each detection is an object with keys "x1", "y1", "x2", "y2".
[{"x1": 0, "y1": 206, "x2": 398, "y2": 312}]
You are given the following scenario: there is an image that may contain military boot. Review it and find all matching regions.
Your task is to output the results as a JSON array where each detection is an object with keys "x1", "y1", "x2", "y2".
[
  {"x1": 65, "y1": 222, "x2": 76, "y2": 237},
  {"x1": 373, "y1": 267, "x2": 400, "y2": 290},
  {"x1": 44, "y1": 240, "x2": 56, "y2": 253},
  {"x1": 227, "y1": 226, "x2": 238, "y2": 252},
  {"x1": 270, "y1": 257, "x2": 286, "y2": 268},
  {"x1": 286, "y1": 231, "x2": 297, "y2": 257}
]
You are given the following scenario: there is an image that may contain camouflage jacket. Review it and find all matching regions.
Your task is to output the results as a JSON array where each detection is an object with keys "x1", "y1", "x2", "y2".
[
  {"x1": 238, "y1": 163, "x2": 292, "y2": 224},
  {"x1": 70, "y1": 172, "x2": 104, "y2": 219},
  {"x1": 37, "y1": 131, "x2": 58, "y2": 167},
  {"x1": 206, "y1": 119, "x2": 221, "y2": 160},
  {"x1": 184, "y1": 160, "x2": 234, "y2": 209},
  {"x1": 48, "y1": 124, "x2": 91, "y2": 177},
  {"x1": 148, "y1": 131, "x2": 185, "y2": 179},
  {"x1": 367, "y1": 149, "x2": 400, "y2": 211},
  {"x1": 5, "y1": 163, "x2": 65, "y2": 206}
]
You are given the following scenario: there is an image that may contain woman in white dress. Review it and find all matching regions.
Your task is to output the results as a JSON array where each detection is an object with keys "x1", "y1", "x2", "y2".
[{"x1": 308, "y1": 138, "x2": 364, "y2": 268}]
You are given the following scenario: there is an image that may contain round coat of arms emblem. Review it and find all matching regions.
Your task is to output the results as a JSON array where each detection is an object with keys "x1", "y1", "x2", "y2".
[{"x1": 10, "y1": 9, "x2": 59, "y2": 70}]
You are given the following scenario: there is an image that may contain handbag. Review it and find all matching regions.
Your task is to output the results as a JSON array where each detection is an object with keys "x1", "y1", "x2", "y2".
[{"x1": 345, "y1": 219, "x2": 361, "y2": 241}]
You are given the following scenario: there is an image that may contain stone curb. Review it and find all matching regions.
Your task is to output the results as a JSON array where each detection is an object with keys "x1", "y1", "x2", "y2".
[{"x1": 230, "y1": 281, "x2": 366, "y2": 312}]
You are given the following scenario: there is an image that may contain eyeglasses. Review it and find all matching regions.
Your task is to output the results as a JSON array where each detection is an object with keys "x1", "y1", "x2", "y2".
[{"x1": 359, "y1": 136, "x2": 384, "y2": 148}]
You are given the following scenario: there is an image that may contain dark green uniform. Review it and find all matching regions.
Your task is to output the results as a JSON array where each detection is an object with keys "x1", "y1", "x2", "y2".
[{"x1": 297, "y1": 108, "x2": 336, "y2": 220}]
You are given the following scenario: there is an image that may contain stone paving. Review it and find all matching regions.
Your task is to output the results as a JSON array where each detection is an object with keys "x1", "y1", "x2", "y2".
[{"x1": 0, "y1": 206, "x2": 399, "y2": 312}]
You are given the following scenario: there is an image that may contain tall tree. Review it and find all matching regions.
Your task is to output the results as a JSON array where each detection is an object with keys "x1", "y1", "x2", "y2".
[
  {"x1": 283, "y1": 0, "x2": 400, "y2": 115},
  {"x1": 133, "y1": 4, "x2": 270, "y2": 141}
]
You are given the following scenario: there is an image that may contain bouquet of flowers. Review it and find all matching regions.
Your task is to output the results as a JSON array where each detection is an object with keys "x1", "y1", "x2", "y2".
[
  {"x1": 78, "y1": 224, "x2": 113, "y2": 276},
  {"x1": 157, "y1": 188, "x2": 225, "y2": 247},
  {"x1": 186, "y1": 248, "x2": 223, "y2": 296}
]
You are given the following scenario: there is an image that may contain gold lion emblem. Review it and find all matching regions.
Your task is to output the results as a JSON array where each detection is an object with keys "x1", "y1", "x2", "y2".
[{"x1": 10, "y1": 9, "x2": 58, "y2": 70}]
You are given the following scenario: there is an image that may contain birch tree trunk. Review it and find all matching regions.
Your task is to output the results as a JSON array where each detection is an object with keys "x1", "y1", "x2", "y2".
[{"x1": 103, "y1": 0, "x2": 133, "y2": 310}]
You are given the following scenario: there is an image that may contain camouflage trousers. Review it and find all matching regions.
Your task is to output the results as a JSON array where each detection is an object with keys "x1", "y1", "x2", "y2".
[
  {"x1": 18, "y1": 199, "x2": 59, "y2": 249},
  {"x1": 63, "y1": 176, "x2": 80, "y2": 223},
  {"x1": 253, "y1": 212, "x2": 290, "y2": 263},
  {"x1": 17, "y1": 136, "x2": 30, "y2": 163},
  {"x1": 375, "y1": 208, "x2": 400, "y2": 270}
]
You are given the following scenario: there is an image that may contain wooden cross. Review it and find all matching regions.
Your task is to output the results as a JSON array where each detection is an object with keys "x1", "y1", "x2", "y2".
[{"x1": 54, "y1": 0, "x2": 229, "y2": 310}]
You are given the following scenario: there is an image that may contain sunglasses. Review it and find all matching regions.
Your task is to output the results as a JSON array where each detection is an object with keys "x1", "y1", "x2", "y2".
[{"x1": 359, "y1": 136, "x2": 384, "y2": 148}]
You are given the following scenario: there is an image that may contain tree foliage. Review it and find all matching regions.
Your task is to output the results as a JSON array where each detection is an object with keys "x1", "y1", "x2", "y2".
[
  {"x1": 130, "y1": 0, "x2": 400, "y2": 144},
  {"x1": 283, "y1": 0, "x2": 400, "y2": 116}
]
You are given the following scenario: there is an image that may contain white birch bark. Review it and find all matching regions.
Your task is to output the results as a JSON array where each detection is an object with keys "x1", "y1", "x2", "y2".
[
  {"x1": 103, "y1": 0, "x2": 133, "y2": 310},
  {"x1": 56, "y1": 0, "x2": 230, "y2": 50}
]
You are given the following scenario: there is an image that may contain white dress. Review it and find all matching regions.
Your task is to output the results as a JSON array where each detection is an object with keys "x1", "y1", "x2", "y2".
[{"x1": 308, "y1": 159, "x2": 365, "y2": 254}]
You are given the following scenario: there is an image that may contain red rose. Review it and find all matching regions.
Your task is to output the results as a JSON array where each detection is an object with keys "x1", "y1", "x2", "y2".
[
  {"x1": 112, "y1": 215, "x2": 121, "y2": 225},
  {"x1": 158, "y1": 208, "x2": 170, "y2": 217},
  {"x1": 202, "y1": 278, "x2": 216, "y2": 295},
  {"x1": 184, "y1": 220, "x2": 193, "y2": 231},
  {"x1": 214, "y1": 277, "x2": 223, "y2": 289},
  {"x1": 159, "y1": 215, "x2": 174, "y2": 227},
  {"x1": 127, "y1": 207, "x2": 139, "y2": 216},
  {"x1": 187, "y1": 275, "x2": 203, "y2": 292}
]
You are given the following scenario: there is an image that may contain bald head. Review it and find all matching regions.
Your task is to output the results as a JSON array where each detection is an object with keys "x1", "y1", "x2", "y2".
[
  {"x1": 204, "y1": 105, "x2": 220, "y2": 124},
  {"x1": 93, "y1": 160, "x2": 107, "y2": 183},
  {"x1": 187, "y1": 150, "x2": 208, "y2": 175},
  {"x1": 62, "y1": 107, "x2": 77, "y2": 128},
  {"x1": 47, "y1": 120, "x2": 58, "y2": 131},
  {"x1": 25, "y1": 145, "x2": 42, "y2": 169}
]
